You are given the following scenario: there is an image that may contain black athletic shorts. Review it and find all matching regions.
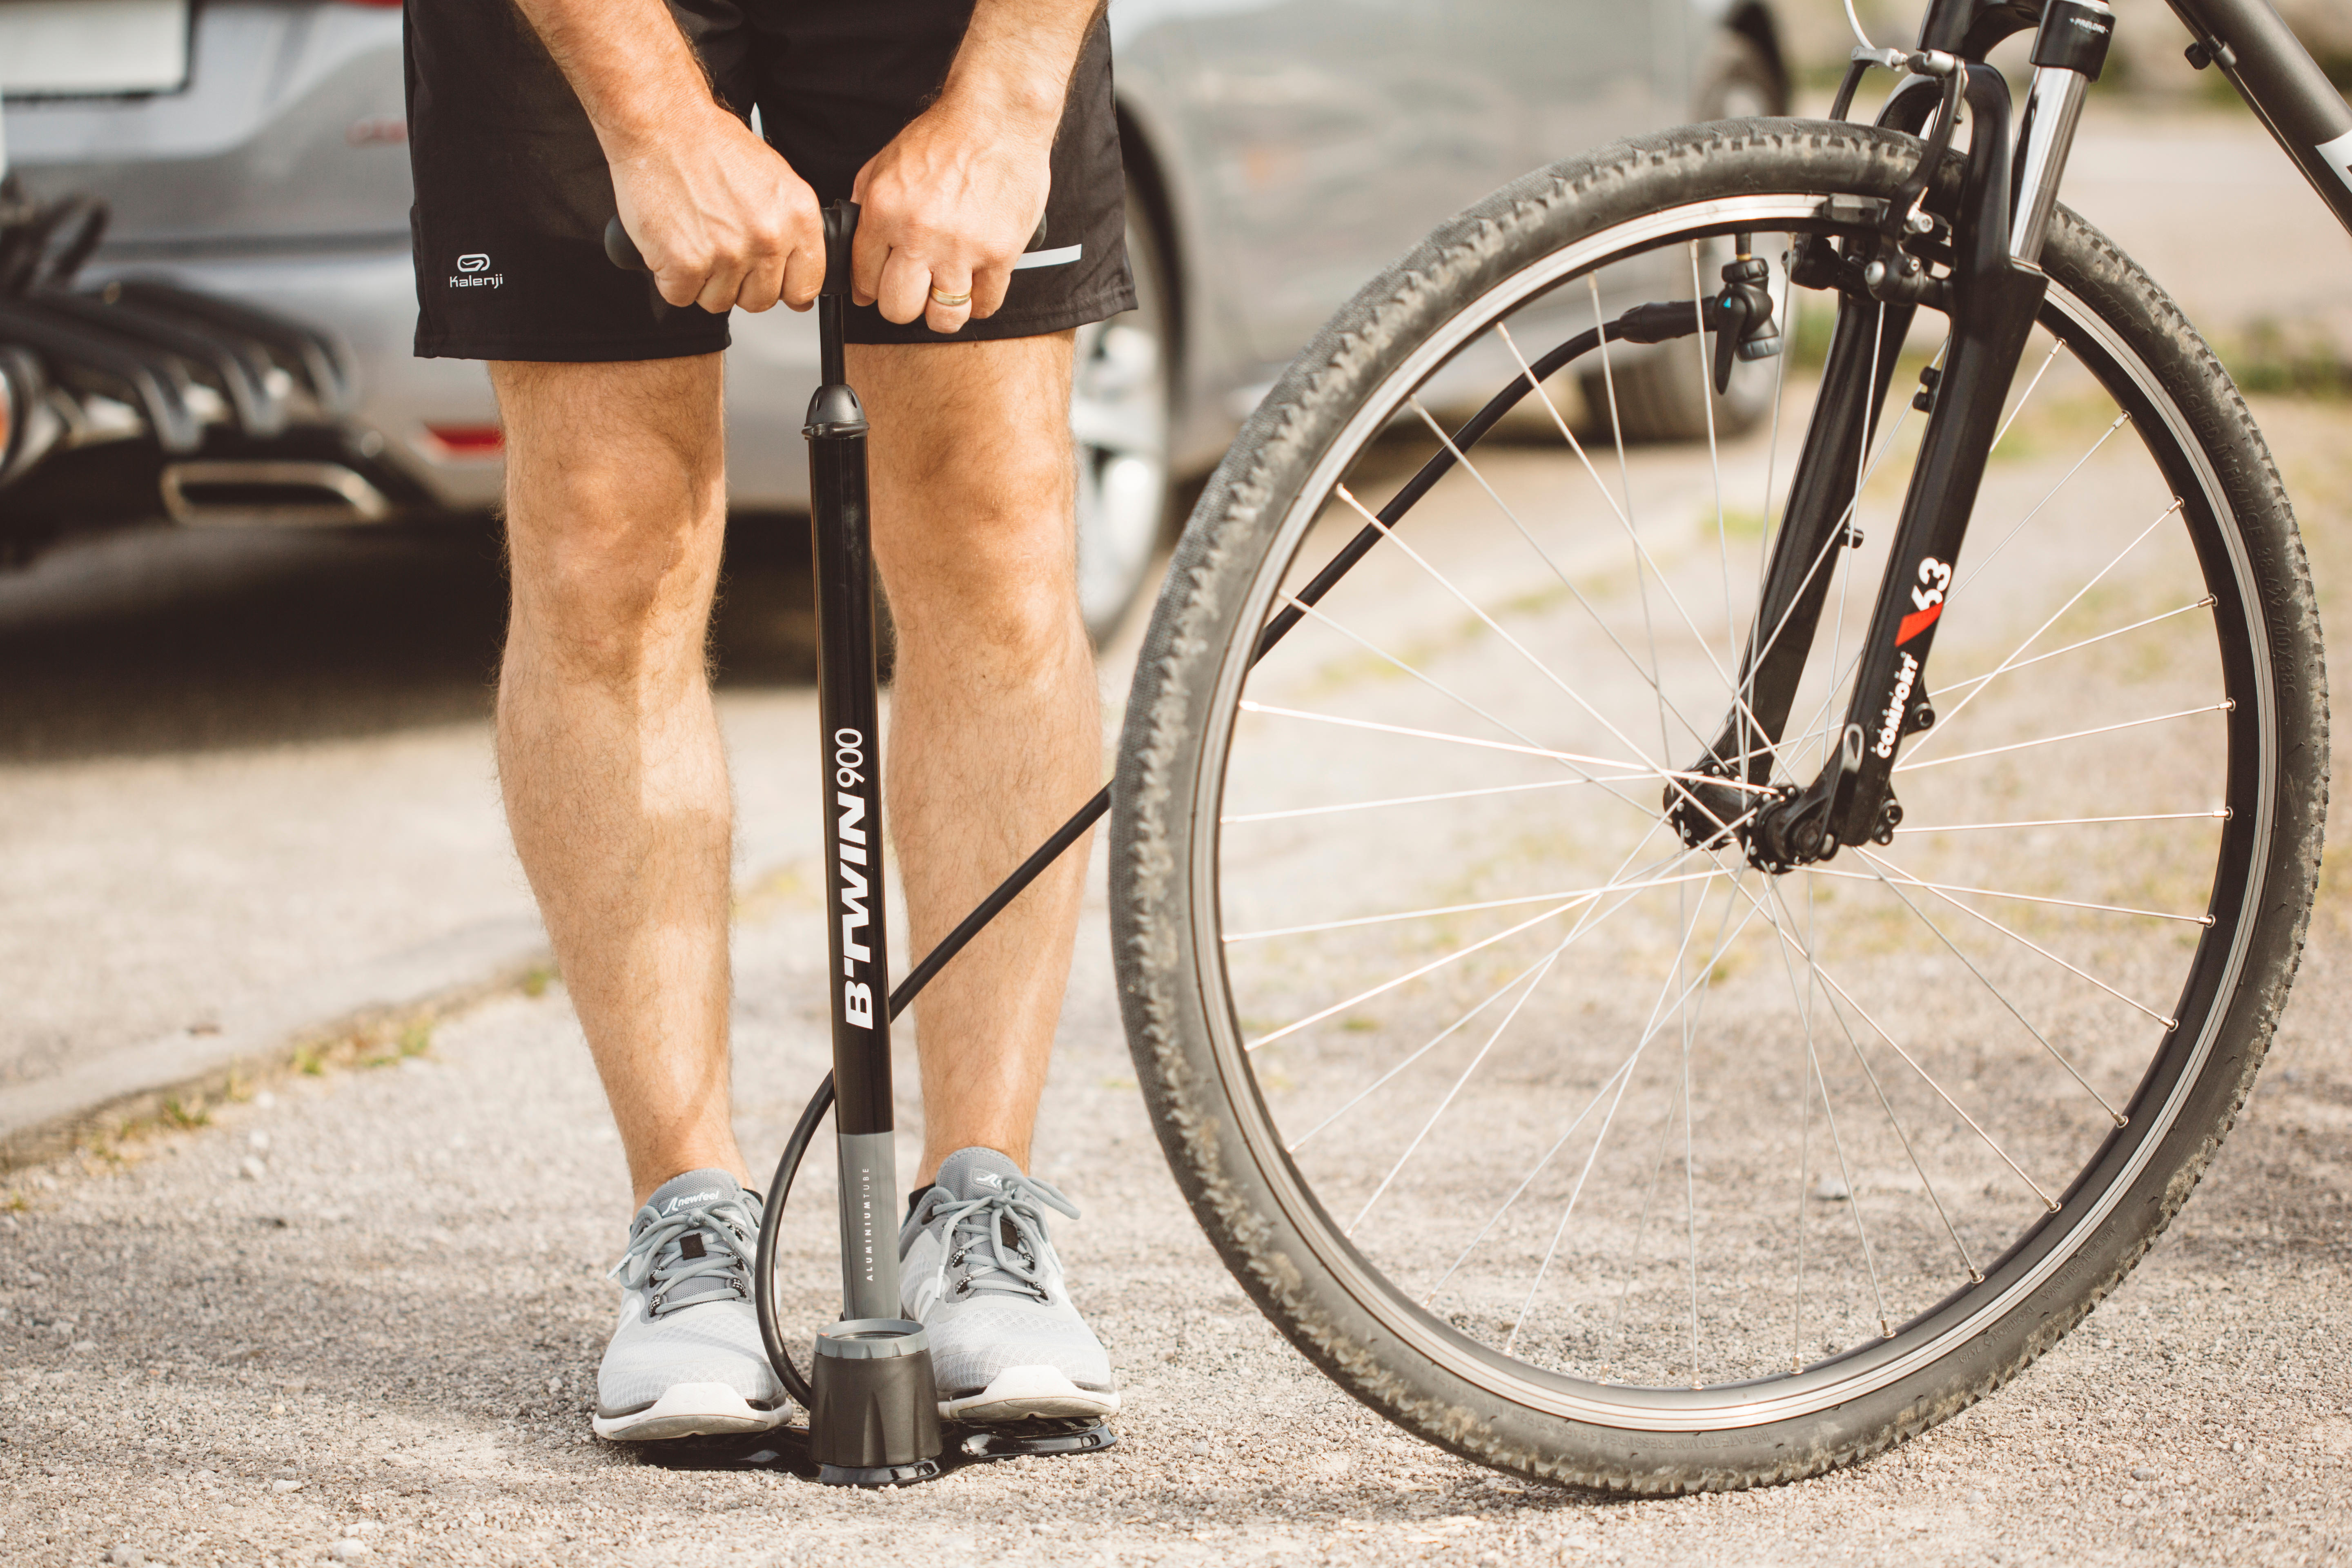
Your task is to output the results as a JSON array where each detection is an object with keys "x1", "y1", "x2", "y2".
[{"x1": 404, "y1": 0, "x2": 1134, "y2": 361}]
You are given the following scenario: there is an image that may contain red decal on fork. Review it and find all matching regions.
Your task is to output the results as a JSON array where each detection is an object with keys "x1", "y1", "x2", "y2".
[{"x1": 1896, "y1": 601, "x2": 1944, "y2": 645}]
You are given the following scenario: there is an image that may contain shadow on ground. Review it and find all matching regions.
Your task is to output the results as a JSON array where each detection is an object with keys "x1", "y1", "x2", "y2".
[{"x1": 0, "y1": 513, "x2": 819, "y2": 763}]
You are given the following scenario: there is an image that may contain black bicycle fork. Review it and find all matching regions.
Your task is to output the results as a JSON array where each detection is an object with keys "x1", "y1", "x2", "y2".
[{"x1": 1678, "y1": 6, "x2": 2111, "y2": 873}]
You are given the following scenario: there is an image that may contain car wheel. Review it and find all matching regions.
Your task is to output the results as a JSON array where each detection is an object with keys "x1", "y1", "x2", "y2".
[
  {"x1": 1576, "y1": 30, "x2": 1785, "y2": 445},
  {"x1": 1071, "y1": 194, "x2": 1174, "y2": 644}
]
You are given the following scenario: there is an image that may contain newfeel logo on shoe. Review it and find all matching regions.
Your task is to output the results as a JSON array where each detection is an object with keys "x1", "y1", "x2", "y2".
[{"x1": 663, "y1": 1188, "x2": 724, "y2": 1214}]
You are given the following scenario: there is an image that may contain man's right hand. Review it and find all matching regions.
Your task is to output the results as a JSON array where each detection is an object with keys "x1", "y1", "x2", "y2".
[{"x1": 606, "y1": 104, "x2": 825, "y2": 316}]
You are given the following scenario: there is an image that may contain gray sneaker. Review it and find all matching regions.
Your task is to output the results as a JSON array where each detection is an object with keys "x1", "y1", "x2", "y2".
[
  {"x1": 898, "y1": 1147, "x2": 1120, "y2": 1423},
  {"x1": 592, "y1": 1168, "x2": 788, "y2": 1441}
]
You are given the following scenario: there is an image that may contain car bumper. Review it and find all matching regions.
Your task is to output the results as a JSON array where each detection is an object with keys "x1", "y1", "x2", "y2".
[{"x1": 81, "y1": 244, "x2": 831, "y2": 514}]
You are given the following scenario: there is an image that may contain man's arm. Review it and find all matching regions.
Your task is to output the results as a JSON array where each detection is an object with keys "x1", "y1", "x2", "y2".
[
  {"x1": 851, "y1": 0, "x2": 1104, "y2": 335},
  {"x1": 509, "y1": 0, "x2": 824, "y2": 315}
]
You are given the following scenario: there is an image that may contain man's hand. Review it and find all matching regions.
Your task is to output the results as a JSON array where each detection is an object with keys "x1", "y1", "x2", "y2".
[
  {"x1": 609, "y1": 107, "x2": 825, "y2": 316},
  {"x1": 851, "y1": 98, "x2": 1053, "y2": 335},
  {"x1": 851, "y1": 0, "x2": 1098, "y2": 335},
  {"x1": 508, "y1": 0, "x2": 822, "y2": 315}
]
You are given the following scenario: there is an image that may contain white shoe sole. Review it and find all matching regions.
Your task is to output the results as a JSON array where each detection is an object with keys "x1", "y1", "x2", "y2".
[
  {"x1": 591, "y1": 1381, "x2": 788, "y2": 1442},
  {"x1": 939, "y1": 1365, "x2": 1121, "y2": 1424}
]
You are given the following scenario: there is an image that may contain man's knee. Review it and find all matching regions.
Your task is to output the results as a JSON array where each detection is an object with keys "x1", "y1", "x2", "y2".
[
  {"x1": 524, "y1": 508, "x2": 715, "y2": 670},
  {"x1": 883, "y1": 487, "x2": 1082, "y2": 662},
  {"x1": 492, "y1": 358, "x2": 727, "y2": 681}
]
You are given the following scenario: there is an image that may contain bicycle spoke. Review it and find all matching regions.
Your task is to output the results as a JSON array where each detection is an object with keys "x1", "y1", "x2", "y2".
[
  {"x1": 1904, "y1": 499, "x2": 2185, "y2": 760},
  {"x1": 1598, "y1": 1080, "x2": 1684, "y2": 1378},
  {"x1": 1221, "y1": 776, "x2": 1591, "y2": 825},
  {"x1": 1284, "y1": 837, "x2": 1689, "y2": 1152},
  {"x1": 1348, "y1": 949, "x2": 1562, "y2": 1236},
  {"x1": 1895, "y1": 809, "x2": 2227, "y2": 834},
  {"x1": 1263, "y1": 585, "x2": 1670, "y2": 820},
  {"x1": 1950, "y1": 410, "x2": 2134, "y2": 605},
  {"x1": 1477, "y1": 330, "x2": 1793, "y2": 774},
  {"x1": 1827, "y1": 861, "x2": 2129, "y2": 1127},
  {"x1": 1327, "y1": 481, "x2": 1704, "y2": 785},
  {"x1": 1804, "y1": 997, "x2": 1894, "y2": 1340},
  {"x1": 1244, "y1": 868, "x2": 1682, "y2": 1052},
  {"x1": 1504, "y1": 871, "x2": 1761, "y2": 1356},
  {"x1": 1584, "y1": 275, "x2": 1670, "y2": 762},
  {"x1": 1852, "y1": 848, "x2": 2180, "y2": 1030},
  {"x1": 1988, "y1": 336, "x2": 2066, "y2": 457},
  {"x1": 1404, "y1": 385, "x2": 1733, "y2": 762},
  {"x1": 1722, "y1": 873, "x2": 2063, "y2": 1212},
  {"x1": 1806, "y1": 864, "x2": 2210, "y2": 926},
  {"x1": 1224, "y1": 866, "x2": 1722, "y2": 943},
  {"x1": 1765, "y1": 879, "x2": 1982, "y2": 1284},
  {"x1": 1394, "y1": 374, "x2": 1756, "y2": 746},
  {"x1": 1928, "y1": 597, "x2": 2218, "y2": 707},
  {"x1": 1896, "y1": 702, "x2": 2230, "y2": 773},
  {"x1": 1422, "y1": 1049, "x2": 1641, "y2": 1308}
]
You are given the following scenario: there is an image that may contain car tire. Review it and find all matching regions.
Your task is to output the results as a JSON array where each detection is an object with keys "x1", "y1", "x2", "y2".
[
  {"x1": 1576, "y1": 29, "x2": 1786, "y2": 445},
  {"x1": 1071, "y1": 191, "x2": 1175, "y2": 644}
]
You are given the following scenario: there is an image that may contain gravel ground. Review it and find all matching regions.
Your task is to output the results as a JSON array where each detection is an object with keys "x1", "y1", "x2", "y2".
[
  {"x1": 4, "y1": 111, "x2": 2352, "y2": 1558},
  {"x1": 4, "y1": 513, "x2": 2350, "y2": 1566}
]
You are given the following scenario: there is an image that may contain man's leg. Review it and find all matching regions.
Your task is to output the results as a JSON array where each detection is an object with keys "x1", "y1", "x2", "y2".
[
  {"x1": 860, "y1": 331, "x2": 1119, "y2": 1422},
  {"x1": 492, "y1": 354, "x2": 748, "y2": 1207},
  {"x1": 854, "y1": 333, "x2": 1099, "y2": 1186}
]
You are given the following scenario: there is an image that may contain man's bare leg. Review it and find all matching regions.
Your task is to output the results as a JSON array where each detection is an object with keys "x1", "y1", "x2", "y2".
[
  {"x1": 492, "y1": 354, "x2": 748, "y2": 1207},
  {"x1": 855, "y1": 333, "x2": 1098, "y2": 1186}
]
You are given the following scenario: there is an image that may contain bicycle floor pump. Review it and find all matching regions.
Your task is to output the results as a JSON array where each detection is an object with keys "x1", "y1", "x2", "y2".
[{"x1": 604, "y1": 200, "x2": 1114, "y2": 1486}]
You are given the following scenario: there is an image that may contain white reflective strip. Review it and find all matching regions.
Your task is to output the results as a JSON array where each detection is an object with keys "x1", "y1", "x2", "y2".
[
  {"x1": 2318, "y1": 127, "x2": 2352, "y2": 199},
  {"x1": 1012, "y1": 243, "x2": 1084, "y2": 270}
]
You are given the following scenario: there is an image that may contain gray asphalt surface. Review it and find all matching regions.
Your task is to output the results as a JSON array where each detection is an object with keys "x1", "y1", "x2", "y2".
[
  {"x1": 2, "y1": 795, "x2": 2349, "y2": 1567},
  {"x1": 4, "y1": 102, "x2": 2352, "y2": 1566}
]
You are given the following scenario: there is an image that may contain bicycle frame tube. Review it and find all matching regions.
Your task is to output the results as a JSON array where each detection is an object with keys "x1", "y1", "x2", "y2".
[{"x1": 2167, "y1": 0, "x2": 2352, "y2": 234}]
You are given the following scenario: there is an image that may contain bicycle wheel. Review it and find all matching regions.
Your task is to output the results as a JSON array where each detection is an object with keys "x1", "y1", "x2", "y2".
[{"x1": 1110, "y1": 120, "x2": 2325, "y2": 1491}]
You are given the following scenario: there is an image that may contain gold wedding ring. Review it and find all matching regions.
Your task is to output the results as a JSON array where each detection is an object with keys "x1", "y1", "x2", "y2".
[{"x1": 928, "y1": 285, "x2": 973, "y2": 308}]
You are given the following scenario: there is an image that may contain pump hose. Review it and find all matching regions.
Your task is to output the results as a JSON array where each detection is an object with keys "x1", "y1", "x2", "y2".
[
  {"x1": 753, "y1": 1071, "x2": 835, "y2": 1413},
  {"x1": 742, "y1": 293, "x2": 1742, "y2": 1423}
]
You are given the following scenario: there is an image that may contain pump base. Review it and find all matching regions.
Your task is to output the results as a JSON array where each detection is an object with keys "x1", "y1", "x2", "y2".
[
  {"x1": 817, "y1": 1458, "x2": 942, "y2": 1488},
  {"x1": 638, "y1": 1417, "x2": 1116, "y2": 1480}
]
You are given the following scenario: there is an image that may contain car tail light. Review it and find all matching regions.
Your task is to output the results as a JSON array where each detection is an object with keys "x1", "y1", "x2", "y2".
[
  {"x1": 423, "y1": 423, "x2": 504, "y2": 457},
  {"x1": 0, "y1": 348, "x2": 40, "y2": 480}
]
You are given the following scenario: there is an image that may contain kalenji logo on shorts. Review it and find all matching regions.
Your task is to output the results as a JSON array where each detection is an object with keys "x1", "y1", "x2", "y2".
[{"x1": 448, "y1": 252, "x2": 505, "y2": 290}]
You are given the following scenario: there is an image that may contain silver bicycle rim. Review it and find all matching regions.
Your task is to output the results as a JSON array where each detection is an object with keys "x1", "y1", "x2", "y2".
[{"x1": 1183, "y1": 192, "x2": 2273, "y2": 1430}]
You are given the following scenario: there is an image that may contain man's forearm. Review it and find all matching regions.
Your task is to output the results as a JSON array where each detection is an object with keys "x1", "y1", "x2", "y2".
[
  {"x1": 933, "y1": 0, "x2": 1105, "y2": 137},
  {"x1": 508, "y1": 0, "x2": 717, "y2": 159}
]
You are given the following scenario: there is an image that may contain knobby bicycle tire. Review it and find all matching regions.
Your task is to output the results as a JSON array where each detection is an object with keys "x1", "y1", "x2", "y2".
[{"x1": 1110, "y1": 120, "x2": 2325, "y2": 1492}]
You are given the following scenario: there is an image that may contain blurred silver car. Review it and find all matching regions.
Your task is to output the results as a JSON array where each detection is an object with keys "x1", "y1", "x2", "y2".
[{"x1": 3, "y1": 0, "x2": 1786, "y2": 635}]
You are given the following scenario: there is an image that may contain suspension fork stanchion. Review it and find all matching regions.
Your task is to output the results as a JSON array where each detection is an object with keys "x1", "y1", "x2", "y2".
[{"x1": 801, "y1": 198, "x2": 945, "y2": 1486}]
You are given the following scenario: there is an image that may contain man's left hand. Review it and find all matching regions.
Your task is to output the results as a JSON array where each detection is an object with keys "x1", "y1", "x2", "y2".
[{"x1": 851, "y1": 94, "x2": 1055, "y2": 336}]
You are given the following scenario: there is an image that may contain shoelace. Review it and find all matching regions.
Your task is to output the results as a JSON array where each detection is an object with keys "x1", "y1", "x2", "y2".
[
  {"x1": 609, "y1": 1195, "x2": 760, "y2": 1319},
  {"x1": 925, "y1": 1174, "x2": 1081, "y2": 1303}
]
